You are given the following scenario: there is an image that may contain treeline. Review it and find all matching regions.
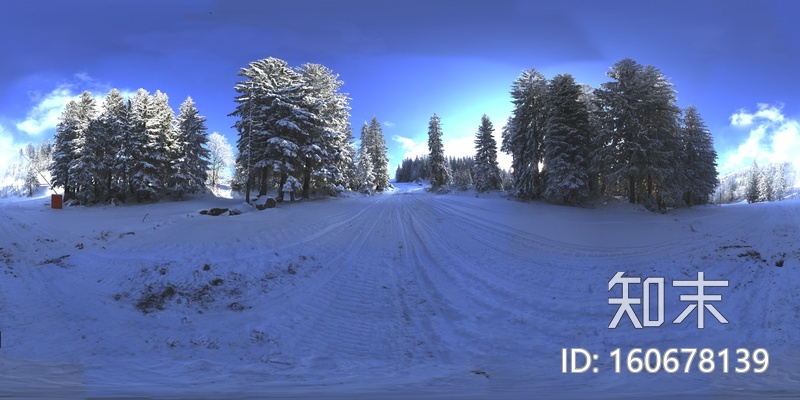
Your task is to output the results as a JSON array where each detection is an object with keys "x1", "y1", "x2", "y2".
[
  {"x1": 1, "y1": 141, "x2": 53, "y2": 198},
  {"x1": 406, "y1": 58, "x2": 717, "y2": 210},
  {"x1": 501, "y1": 59, "x2": 717, "y2": 210},
  {"x1": 395, "y1": 154, "x2": 510, "y2": 191},
  {"x1": 713, "y1": 161, "x2": 795, "y2": 204},
  {"x1": 50, "y1": 90, "x2": 210, "y2": 204},
  {"x1": 230, "y1": 57, "x2": 390, "y2": 201}
]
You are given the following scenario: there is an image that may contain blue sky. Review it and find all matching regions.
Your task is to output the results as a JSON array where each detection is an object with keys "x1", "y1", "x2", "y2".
[{"x1": 1, "y1": 0, "x2": 798, "y2": 177}]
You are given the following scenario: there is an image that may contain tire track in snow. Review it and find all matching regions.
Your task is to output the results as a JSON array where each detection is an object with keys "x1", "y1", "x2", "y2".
[
  {"x1": 394, "y1": 195, "x2": 588, "y2": 353},
  {"x1": 270, "y1": 194, "x2": 422, "y2": 370}
]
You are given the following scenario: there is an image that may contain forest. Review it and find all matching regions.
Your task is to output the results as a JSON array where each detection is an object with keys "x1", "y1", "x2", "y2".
[{"x1": 5, "y1": 56, "x2": 790, "y2": 210}]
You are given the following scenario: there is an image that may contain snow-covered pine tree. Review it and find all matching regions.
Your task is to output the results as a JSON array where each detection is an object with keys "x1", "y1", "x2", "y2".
[
  {"x1": 681, "y1": 106, "x2": 718, "y2": 205},
  {"x1": 130, "y1": 90, "x2": 174, "y2": 201},
  {"x1": 473, "y1": 114, "x2": 501, "y2": 192},
  {"x1": 355, "y1": 144, "x2": 376, "y2": 193},
  {"x1": 98, "y1": 88, "x2": 129, "y2": 202},
  {"x1": 67, "y1": 91, "x2": 102, "y2": 204},
  {"x1": 579, "y1": 84, "x2": 603, "y2": 197},
  {"x1": 427, "y1": 113, "x2": 451, "y2": 189},
  {"x1": 51, "y1": 100, "x2": 80, "y2": 200},
  {"x1": 206, "y1": 132, "x2": 234, "y2": 193},
  {"x1": 339, "y1": 127, "x2": 358, "y2": 191},
  {"x1": 501, "y1": 69, "x2": 549, "y2": 199},
  {"x1": 542, "y1": 73, "x2": 592, "y2": 204},
  {"x1": 366, "y1": 117, "x2": 390, "y2": 191},
  {"x1": 126, "y1": 89, "x2": 153, "y2": 200},
  {"x1": 772, "y1": 162, "x2": 788, "y2": 201},
  {"x1": 758, "y1": 163, "x2": 774, "y2": 202},
  {"x1": 594, "y1": 60, "x2": 642, "y2": 203},
  {"x1": 639, "y1": 65, "x2": 683, "y2": 209},
  {"x1": 595, "y1": 59, "x2": 682, "y2": 209},
  {"x1": 746, "y1": 160, "x2": 760, "y2": 203},
  {"x1": 297, "y1": 63, "x2": 352, "y2": 198},
  {"x1": 172, "y1": 97, "x2": 210, "y2": 199},
  {"x1": 231, "y1": 58, "x2": 306, "y2": 202},
  {"x1": 23, "y1": 144, "x2": 39, "y2": 197}
]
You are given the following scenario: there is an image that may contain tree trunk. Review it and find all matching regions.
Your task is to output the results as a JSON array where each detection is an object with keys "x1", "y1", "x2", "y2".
[
  {"x1": 628, "y1": 176, "x2": 636, "y2": 204},
  {"x1": 302, "y1": 163, "x2": 312, "y2": 200},
  {"x1": 258, "y1": 168, "x2": 269, "y2": 197},
  {"x1": 277, "y1": 172, "x2": 287, "y2": 203}
]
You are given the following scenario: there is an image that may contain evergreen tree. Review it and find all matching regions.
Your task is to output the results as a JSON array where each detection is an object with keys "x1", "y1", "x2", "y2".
[
  {"x1": 502, "y1": 69, "x2": 549, "y2": 199},
  {"x1": 595, "y1": 59, "x2": 682, "y2": 209},
  {"x1": 127, "y1": 89, "x2": 152, "y2": 200},
  {"x1": 773, "y1": 162, "x2": 789, "y2": 201},
  {"x1": 66, "y1": 91, "x2": 101, "y2": 204},
  {"x1": 131, "y1": 90, "x2": 174, "y2": 201},
  {"x1": 172, "y1": 97, "x2": 210, "y2": 198},
  {"x1": 427, "y1": 113, "x2": 451, "y2": 188},
  {"x1": 579, "y1": 84, "x2": 603, "y2": 197},
  {"x1": 746, "y1": 160, "x2": 760, "y2": 203},
  {"x1": 23, "y1": 144, "x2": 39, "y2": 197},
  {"x1": 681, "y1": 106, "x2": 718, "y2": 205},
  {"x1": 99, "y1": 88, "x2": 130, "y2": 201},
  {"x1": 758, "y1": 163, "x2": 774, "y2": 202},
  {"x1": 297, "y1": 63, "x2": 352, "y2": 198},
  {"x1": 51, "y1": 100, "x2": 80, "y2": 200},
  {"x1": 473, "y1": 115, "x2": 501, "y2": 191},
  {"x1": 542, "y1": 73, "x2": 592, "y2": 204},
  {"x1": 366, "y1": 117, "x2": 390, "y2": 191},
  {"x1": 231, "y1": 57, "x2": 306, "y2": 202},
  {"x1": 339, "y1": 127, "x2": 358, "y2": 191},
  {"x1": 355, "y1": 144, "x2": 376, "y2": 193}
]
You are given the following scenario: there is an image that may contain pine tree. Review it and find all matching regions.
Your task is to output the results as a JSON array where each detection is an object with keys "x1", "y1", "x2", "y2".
[
  {"x1": 172, "y1": 97, "x2": 210, "y2": 199},
  {"x1": 99, "y1": 89, "x2": 129, "y2": 201},
  {"x1": 366, "y1": 117, "x2": 390, "y2": 191},
  {"x1": 51, "y1": 100, "x2": 80, "y2": 200},
  {"x1": 579, "y1": 84, "x2": 603, "y2": 197},
  {"x1": 427, "y1": 113, "x2": 451, "y2": 188},
  {"x1": 595, "y1": 59, "x2": 682, "y2": 209},
  {"x1": 231, "y1": 57, "x2": 306, "y2": 202},
  {"x1": 542, "y1": 73, "x2": 592, "y2": 204},
  {"x1": 130, "y1": 90, "x2": 174, "y2": 201},
  {"x1": 23, "y1": 144, "x2": 39, "y2": 197},
  {"x1": 339, "y1": 127, "x2": 358, "y2": 191},
  {"x1": 297, "y1": 63, "x2": 352, "y2": 198},
  {"x1": 758, "y1": 164, "x2": 774, "y2": 202},
  {"x1": 746, "y1": 160, "x2": 760, "y2": 203},
  {"x1": 355, "y1": 144, "x2": 376, "y2": 193},
  {"x1": 67, "y1": 91, "x2": 101, "y2": 204},
  {"x1": 473, "y1": 115, "x2": 501, "y2": 191},
  {"x1": 502, "y1": 69, "x2": 549, "y2": 199},
  {"x1": 773, "y1": 162, "x2": 788, "y2": 201},
  {"x1": 127, "y1": 89, "x2": 152, "y2": 200},
  {"x1": 681, "y1": 106, "x2": 718, "y2": 205}
]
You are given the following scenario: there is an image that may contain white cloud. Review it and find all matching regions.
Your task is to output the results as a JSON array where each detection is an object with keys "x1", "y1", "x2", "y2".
[
  {"x1": 383, "y1": 121, "x2": 396, "y2": 128},
  {"x1": 730, "y1": 103, "x2": 785, "y2": 127},
  {"x1": 14, "y1": 73, "x2": 132, "y2": 137},
  {"x1": 443, "y1": 136, "x2": 475, "y2": 158},
  {"x1": 392, "y1": 135, "x2": 427, "y2": 160},
  {"x1": 15, "y1": 87, "x2": 76, "y2": 136},
  {"x1": 720, "y1": 103, "x2": 800, "y2": 174}
]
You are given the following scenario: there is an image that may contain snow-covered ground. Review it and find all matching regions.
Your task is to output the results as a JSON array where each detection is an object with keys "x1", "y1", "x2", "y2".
[{"x1": 0, "y1": 183, "x2": 798, "y2": 399}]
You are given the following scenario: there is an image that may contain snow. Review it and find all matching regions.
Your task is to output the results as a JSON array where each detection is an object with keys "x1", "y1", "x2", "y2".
[{"x1": 1, "y1": 184, "x2": 798, "y2": 398}]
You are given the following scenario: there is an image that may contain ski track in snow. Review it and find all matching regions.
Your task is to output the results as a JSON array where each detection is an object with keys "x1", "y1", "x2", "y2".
[{"x1": 0, "y1": 185, "x2": 798, "y2": 398}]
